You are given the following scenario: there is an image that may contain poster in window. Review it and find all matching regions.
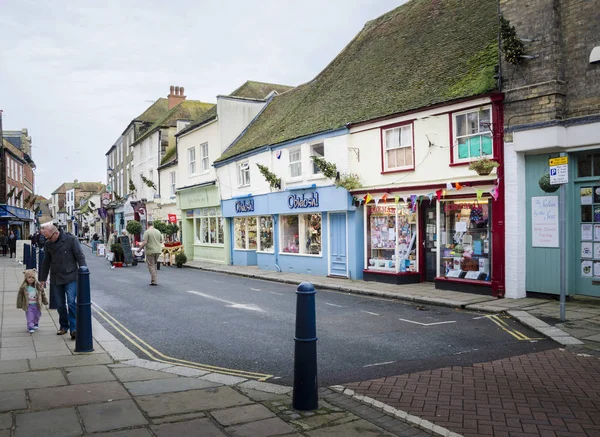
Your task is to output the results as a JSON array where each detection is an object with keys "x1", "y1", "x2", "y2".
[
  {"x1": 595, "y1": 262, "x2": 600, "y2": 277},
  {"x1": 582, "y1": 242, "x2": 593, "y2": 258},
  {"x1": 582, "y1": 224, "x2": 593, "y2": 240},
  {"x1": 582, "y1": 260, "x2": 593, "y2": 277},
  {"x1": 595, "y1": 206, "x2": 600, "y2": 222},
  {"x1": 581, "y1": 187, "x2": 593, "y2": 205},
  {"x1": 595, "y1": 225, "x2": 600, "y2": 241},
  {"x1": 595, "y1": 187, "x2": 600, "y2": 204},
  {"x1": 595, "y1": 243, "x2": 600, "y2": 260},
  {"x1": 531, "y1": 196, "x2": 558, "y2": 247}
]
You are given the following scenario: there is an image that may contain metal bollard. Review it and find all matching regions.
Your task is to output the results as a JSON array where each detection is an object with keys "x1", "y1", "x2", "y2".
[
  {"x1": 75, "y1": 266, "x2": 94, "y2": 352},
  {"x1": 292, "y1": 282, "x2": 318, "y2": 411},
  {"x1": 23, "y1": 244, "x2": 30, "y2": 268}
]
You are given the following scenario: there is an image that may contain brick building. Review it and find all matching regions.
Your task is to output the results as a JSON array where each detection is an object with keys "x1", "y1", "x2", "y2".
[{"x1": 501, "y1": 0, "x2": 600, "y2": 298}]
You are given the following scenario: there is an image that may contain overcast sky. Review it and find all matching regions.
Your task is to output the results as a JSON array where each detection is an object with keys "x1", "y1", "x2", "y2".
[{"x1": 1, "y1": 0, "x2": 405, "y2": 199}]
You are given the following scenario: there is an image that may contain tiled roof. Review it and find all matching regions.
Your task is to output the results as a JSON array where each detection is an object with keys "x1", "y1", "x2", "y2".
[
  {"x1": 135, "y1": 98, "x2": 169, "y2": 123},
  {"x1": 215, "y1": 0, "x2": 498, "y2": 163}
]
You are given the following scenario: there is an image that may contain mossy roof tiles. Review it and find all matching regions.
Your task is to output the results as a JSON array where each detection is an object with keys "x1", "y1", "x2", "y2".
[{"x1": 215, "y1": 0, "x2": 498, "y2": 163}]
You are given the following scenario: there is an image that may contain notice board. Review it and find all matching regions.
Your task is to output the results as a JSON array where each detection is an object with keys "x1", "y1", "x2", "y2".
[
  {"x1": 531, "y1": 196, "x2": 559, "y2": 248},
  {"x1": 119, "y1": 235, "x2": 134, "y2": 264}
]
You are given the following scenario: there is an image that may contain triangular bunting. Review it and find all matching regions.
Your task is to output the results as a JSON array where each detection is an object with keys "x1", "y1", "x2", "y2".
[
  {"x1": 364, "y1": 193, "x2": 373, "y2": 204},
  {"x1": 476, "y1": 189, "x2": 483, "y2": 200},
  {"x1": 455, "y1": 182, "x2": 463, "y2": 191},
  {"x1": 435, "y1": 189, "x2": 443, "y2": 200}
]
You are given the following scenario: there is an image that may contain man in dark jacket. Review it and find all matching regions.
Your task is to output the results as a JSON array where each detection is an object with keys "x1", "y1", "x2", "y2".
[{"x1": 39, "y1": 222, "x2": 87, "y2": 339}]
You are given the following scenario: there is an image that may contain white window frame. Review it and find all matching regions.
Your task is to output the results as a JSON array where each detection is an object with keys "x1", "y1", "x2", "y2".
[
  {"x1": 279, "y1": 213, "x2": 322, "y2": 256},
  {"x1": 170, "y1": 171, "x2": 176, "y2": 196},
  {"x1": 19, "y1": 165, "x2": 22, "y2": 183},
  {"x1": 188, "y1": 147, "x2": 196, "y2": 175},
  {"x1": 310, "y1": 143, "x2": 325, "y2": 175},
  {"x1": 237, "y1": 161, "x2": 250, "y2": 187},
  {"x1": 452, "y1": 106, "x2": 493, "y2": 163},
  {"x1": 289, "y1": 147, "x2": 302, "y2": 179},
  {"x1": 383, "y1": 124, "x2": 414, "y2": 171},
  {"x1": 200, "y1": 143, "x2": 209, "y2": 173},
  {"x1": 196, "y1": 208, "x2": 225, "y2": 246}
]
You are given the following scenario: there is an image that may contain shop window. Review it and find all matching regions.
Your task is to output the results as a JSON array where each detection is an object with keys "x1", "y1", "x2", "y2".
[
  {"x1": 280, "y1": 213, "x2": 322, "y2": 255},
  {"x1": 383, "y1": 125, "x2": 413, "y2": 171},
  {"x1": 366, "y1": 203, "x2": 417, "y2": 272},
  {"x1": 577, "y1": 153, "x2": 600, "y2": 178},
  {"x1": 311, "y1": 143, "x2": 325, "y2": 175},
  {"x1": 195, "y1": 208, "x2": 224, "y2": 245},
  {"x1": 234, "y1": 216, "x2": 257, "y2": 250},
  {"x1": 453, "y1": 107, "x2": 492, "y2": 162},
  {"x1": 237, "y1": 161, "x2": 250, "y2": 187},
  {"x1": 289, "y1": 148, "x2": 302, "y2": 178},
  {"x1": 579, "y1": 186, "x2": 600, "y2": 278},
  {"x1": 258, "y1": 215, "x2": 274, "y2": 252},
  {"x1": 440, "y1": 200, "x2": 491, "y2": 281}
]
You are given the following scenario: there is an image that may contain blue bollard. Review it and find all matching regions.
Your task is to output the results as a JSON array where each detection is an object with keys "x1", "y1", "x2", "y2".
[
  {"x1": 292, "y1": 282, "x2": 318, "y2": 411},
  {"x1": 23, "y1": 244, "x2": 30, "y2": 268},
  {"x1": 75, "y1": 266, "x2": 94, "y2": 352}
]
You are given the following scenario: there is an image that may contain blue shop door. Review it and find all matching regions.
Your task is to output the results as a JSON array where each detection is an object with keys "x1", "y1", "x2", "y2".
[{"x1": 329, "y1": 213, "x2": 347, "y2": 277}]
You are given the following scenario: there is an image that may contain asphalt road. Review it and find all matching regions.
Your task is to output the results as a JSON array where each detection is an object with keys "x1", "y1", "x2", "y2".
[{"x1": 86, "y1": 250, "x2": 558, "y2": 386}]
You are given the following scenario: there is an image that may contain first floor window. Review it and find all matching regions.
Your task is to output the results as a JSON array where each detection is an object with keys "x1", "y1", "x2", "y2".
[
  {"x1": 383, "y1": 124, "x2": 413, "y2": 170},
  {"x1": 280, "y1": 213, "x2": 322, "y2": 255},
  {"x1": 237, "y1": 161, "x2": 250, "y2": 187},
  {"x1": 258, "y1": 216, "x2": 274, "y2": 252},
  {"x1": 289, "y1": 148, "x2": 302, "y2": 178},
  {"x1": 188, "y1": 147, "x2": 196, "y2": 175},
  {"x1": 454, "y1": 107, "x2": 492, "y2": 161},
  {"x1": 311, "y1": 143, "x2": 325, "y2": 175},
  {"x1": 234, "y1": 216, "x2": 257, "y2": 249},
  {"x1": 170, "y1": 171, "x2": 176, "y2": 196},
  {"x1": 200, "y1": 142, "x2": 209, "y2": 172},
  {"x1": 195, "y1": 207, "x2": 223, "y2": 245}
]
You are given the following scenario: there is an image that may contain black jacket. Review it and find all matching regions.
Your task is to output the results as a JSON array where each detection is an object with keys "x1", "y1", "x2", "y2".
[{"x1": 40, "y1": 231, "x2": 87, "y2": 285}]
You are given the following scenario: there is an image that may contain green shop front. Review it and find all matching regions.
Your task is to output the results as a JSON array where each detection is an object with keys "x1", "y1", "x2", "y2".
[
  {"x1": 526, "y1": 151, "x2": 600, "y2": 297},
  {"x1": 177, "y1": 181, "x2": 228, "y2": 264}
]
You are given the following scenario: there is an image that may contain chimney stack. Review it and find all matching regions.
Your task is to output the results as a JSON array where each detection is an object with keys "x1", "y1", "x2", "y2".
[{"x1": 168, "y1": 85, "x2": 187, "y2": 109}]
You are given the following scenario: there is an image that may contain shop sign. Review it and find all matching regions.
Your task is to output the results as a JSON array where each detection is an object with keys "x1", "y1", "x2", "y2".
[
  {"x1": 0, "y1": 205, "x2": 31, "y2": 219},
  {"x1": 531, "y1": 196, "x2": 558, "y2": 247},
  {"x1": 235, "y1": 199, "x2": 255, "y2": 213},
  {"x1": 288, "y1": 192, "x2": 319, "y2": 209},
  {"x1": 168, "y1": 214, "x2": 177, "y2": 223}
]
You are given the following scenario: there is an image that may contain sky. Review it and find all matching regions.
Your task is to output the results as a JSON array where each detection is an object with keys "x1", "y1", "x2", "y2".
[{"x1": 0, "y1": 0, "x2": 405, "y2": 199}]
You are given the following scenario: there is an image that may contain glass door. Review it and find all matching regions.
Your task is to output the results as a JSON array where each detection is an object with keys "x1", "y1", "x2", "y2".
[{"x1": 421, "y1": 200, "x2": 437, "y2": 281}]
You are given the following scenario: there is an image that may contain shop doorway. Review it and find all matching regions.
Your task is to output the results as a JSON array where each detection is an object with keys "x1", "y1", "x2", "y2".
[
  {"x1": 329, "y1": 212, "x2": 347, "y2": 277},
  {"x1": 420, "y1": 200, "x2": 437, "y2": 281}
]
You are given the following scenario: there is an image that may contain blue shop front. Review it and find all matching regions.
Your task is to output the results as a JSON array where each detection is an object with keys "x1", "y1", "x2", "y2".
[{"x1": 222, "y1": 185, "x2": 364, "y2": 279}]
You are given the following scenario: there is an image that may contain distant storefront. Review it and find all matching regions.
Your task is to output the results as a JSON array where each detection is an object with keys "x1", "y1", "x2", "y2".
[{"x1": 0, "y1": 205, "x2": 34, "y2": 239}]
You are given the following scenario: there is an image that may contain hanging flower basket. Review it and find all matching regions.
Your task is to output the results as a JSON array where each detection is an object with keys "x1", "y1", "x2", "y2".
[
  {"x1": 468, "y1": 157, "x2": 499, "y2": 176},
  {"x1": 538, "y1": 173, "x2": 560, "y2": 193}
]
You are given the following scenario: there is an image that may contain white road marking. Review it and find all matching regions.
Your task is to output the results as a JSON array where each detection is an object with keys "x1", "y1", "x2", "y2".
[
  {"x1": 453, "y1": 348, "x2": 480, "y2": 355},
  {"x1": 325, "y1": 303, "x2": 343, "y2": 308},
  {"x1": 250, "y1": 288, "x2": 261, "y2": 291},
  {"x1": 361, "y1": 311, "x2": 380, "y2": 316},
  {"x1": 187, "y1": 290, "x2": 263, "y2": 312},
  {"x1": 473, "y1": 315, "x2": 491, "y2": 320},
  {"x1": 270, "y1": 292, "x2": 284, "y2": 296},
  {"x1": 398, "y1": 318, "x2": 456, "y2": 326},
  {"x1": 363, "y1": 361, "x2": 395, "y2": 368}
]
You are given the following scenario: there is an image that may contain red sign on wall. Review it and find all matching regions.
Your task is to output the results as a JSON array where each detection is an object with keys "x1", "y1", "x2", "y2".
[{"x1": 168, "y1": 214, "x2": 177, "y2": 223}]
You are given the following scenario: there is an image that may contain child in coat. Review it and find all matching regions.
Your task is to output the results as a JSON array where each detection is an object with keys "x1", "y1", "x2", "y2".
[{"x1": 16, "y1": 269, "x2": 48, "y2": 333}]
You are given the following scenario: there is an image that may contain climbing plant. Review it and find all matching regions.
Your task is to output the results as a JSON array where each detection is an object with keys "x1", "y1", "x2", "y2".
[
  {"x1": 141, "y1": 175, "x2": 156, "y2": 190},
  {"x1": 310, "y1": 156, "x2": 362, "y2": 191},
  {"x1": 256, "y1": 164, "x2": 281, "y2": 190},
  {"x1": 500, "y1": 16, "x2": 525, "y2": 65}
]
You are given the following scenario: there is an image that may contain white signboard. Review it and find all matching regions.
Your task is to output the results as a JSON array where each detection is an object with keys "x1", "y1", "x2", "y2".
[
  {"x1": 532, "y1": 196, "x2": 559, "y2": 247},
  {"x1": 549, "y1": 165, "x2": 568, "y2": 184}
]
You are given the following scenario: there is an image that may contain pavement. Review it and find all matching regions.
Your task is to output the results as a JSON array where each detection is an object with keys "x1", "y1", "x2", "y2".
[{"x1": 2, "y1": 252, "x2": 600, "y2": 437}]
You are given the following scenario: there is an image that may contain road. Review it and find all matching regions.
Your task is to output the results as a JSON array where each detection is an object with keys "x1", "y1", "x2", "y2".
[{"x1": 86, "y1": 250, "x2": 557, "y2": 386}]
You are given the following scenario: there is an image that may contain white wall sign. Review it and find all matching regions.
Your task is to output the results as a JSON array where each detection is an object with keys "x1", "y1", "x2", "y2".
[{"x1": 532, "y1": 196, "x2": 559, "y2": 248}]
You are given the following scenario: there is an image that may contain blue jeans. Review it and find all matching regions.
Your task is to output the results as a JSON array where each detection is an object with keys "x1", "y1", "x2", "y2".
[{"x1": 55, "y1": 281, "x2": 77, "y2": 332}]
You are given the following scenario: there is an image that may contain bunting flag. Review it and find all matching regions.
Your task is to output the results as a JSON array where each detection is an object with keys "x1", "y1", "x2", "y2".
[
  {"x1": 435, "y1": 189, "x2": 443, "y2": 200},
  {"x1": 374, "y1": 196, "x2": 381, "y2": 206},
  {"x1": 364, "y1": 193, "x2": 373, "y2": 204},
  {"x1": 476, "y1": 189, "x2": 483, "y2": 200},
  {"x1": 455, "y1": 182, "x2": 463, "y2": 191},
  {"x1": 490, "y1": 186, "x2": 499, "y2": 201},
  {"x1": 394, "y1": 196, "x2": 400, "y2": 205},
  {"x1": 381, "y1": 193, "x2": 388, "y2": 202},
  {"x1": 410, "y1": 195, "x2": 417, "y2": 211},
  {"x1": 428, "y1": 193, "x2": 434, "y2": 202},
  {"x1": 402, "y1": 196, "x2": 408, "y2": 203},
  {"x1": 446, "y1": 182, "x2": 454, "y2": 191}
]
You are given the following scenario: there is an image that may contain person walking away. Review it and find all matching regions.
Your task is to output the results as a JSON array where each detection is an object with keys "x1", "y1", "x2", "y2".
[
  {"x1": 8, "y1": 231, "x2": 17, "y2": 258},
  {"x1": 39, "y1": 222, "x2": 87, "y2": 340},
  {"x1": 17, "y1": 268, "x2": 48, "y2": 333},
  {"x1": 0, "y1": 233, "x2": 7, "y2": 256},
  {"x1": 138, "y1": 221, "x2": 163, "y2": 286}
]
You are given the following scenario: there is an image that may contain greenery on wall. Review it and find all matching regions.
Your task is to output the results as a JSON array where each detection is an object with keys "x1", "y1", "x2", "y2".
[
  {"x1": 256, "y1": 164, "x2": 281, "y2": 190},
  {"x1": 129, "y1": 180, "x2": 136, "y2": 192},
  {"x1": 141, "y1": 175, "x2": 157, "y2": 190},
  {"x1": 500, "y1": 17, "x2": 525, "y2": 65},
  {"x1": 310, "y1": 156, "x2": 362, "y2": 191}
]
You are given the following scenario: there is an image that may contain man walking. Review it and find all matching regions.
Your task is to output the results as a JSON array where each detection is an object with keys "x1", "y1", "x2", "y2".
[
  {"x1": 138, "y1": 221, "x2": 163, "y2": 286},
  {"x1": 39, "y1": 222, "x2": 87, "y2": 339}
]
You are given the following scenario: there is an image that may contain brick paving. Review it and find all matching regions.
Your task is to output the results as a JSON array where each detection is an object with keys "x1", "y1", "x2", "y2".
[{"x1": 345, "y1": 348, "x2": 600, "y2": 437}]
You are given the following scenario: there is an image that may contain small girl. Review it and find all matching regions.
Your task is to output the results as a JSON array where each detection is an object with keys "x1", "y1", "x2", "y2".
[{"x1": 17, "y1": 269, "x2": 48, "y2": 333}]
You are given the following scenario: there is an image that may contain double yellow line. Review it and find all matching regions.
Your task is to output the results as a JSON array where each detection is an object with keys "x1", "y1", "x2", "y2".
[
  {"x1": 91, "y1": 302, "x2": 273, "y2": 381},
  {"x1": 487, "y1": 315, "x2": 544, "y2": 341}
]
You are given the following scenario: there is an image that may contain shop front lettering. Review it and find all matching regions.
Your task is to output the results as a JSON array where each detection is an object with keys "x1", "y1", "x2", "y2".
[
  {"x1": 288, "y1": 192, "x2": 319, "y2": 209},
  {"x1": 444, "y1": 202, "x2": 481, "y2": 213},
  {"x1": 235, "y1": 199, "x2": 254, "y2": 213}
]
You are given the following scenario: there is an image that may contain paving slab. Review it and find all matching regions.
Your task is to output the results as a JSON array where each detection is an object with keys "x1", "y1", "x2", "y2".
[
  {"x1": 226, "y1": 416, "x2": 296, "y2": 437},
  {"x1": 151, "y1": 412, "x2": 206, "y2": 424},
  {"x1": 210, "y1": 404, "x2": 276, "y2": 426},
  {"x1": 112, "y1": 366, "x2": 179, "y2": 382},
  {"x1": 0, "y1": 359, "x2": 28, "y2": 374},
  {"x1": 0, "y1": 369, "x2": 66, "y2": 391},
  {"x1": 122, "y1": 359, "x2": 173, "y2": 370},
  {"x1": 29, "y1": 381, "x2": 130, "y2": 410},
  {"x1": 202, "y1": 373, "x2": 247, "y2": 385},
  {"x1": 162, "y1": 365, "x2": 209, "y2": 377},
  {"x1": 0, "y1": 337, "x2": 33, "y2": 348},
  {"x1": 88, "y1": 429, "x2": 153, "y2": 437},
  {"x1": 151, "y1": 418, "x2": 227, "y2": 437},
  {"x1": 79, "y1": 399, "x2": 148, "y2": 433},
  {"x1": 137, "y1": 386, "x2": 252, "y2": 417},
  {"x1": 125, "y1": 376, "x2": 220, "y2": 396},
  {"x1": 35, "y1": 350, "x2": 73, "y2": 358},
  {"x1": 0, "y1": 348, "x2": 36, "y2": 360},
  {"x1": 0, "y1": 413, "x2": 12, "y2": 430},
  {"x1": 238, "y1": 380, "x2": 292, "y2": 394},
  {"x1": 29, "y1": 353, "x2": 112, "y2": 370},
  {"x1": 14, "y1": 407, "x2": 82, "y2": 437},
  {"x1": 0, "y1": 390, "x2": 27, "y2": 412},
  {"x1": 65, "y1": 364, "x2": 116, "y2": 384},
  {"x1": 305, "y1": 419, "x2": 398, "y2": 437},
  {"x1": 238, "y1": 387, "x2": 291, "y2": 402},
  {"x1": 0, "y1": 430, "x2": 9, "y2": 437}
]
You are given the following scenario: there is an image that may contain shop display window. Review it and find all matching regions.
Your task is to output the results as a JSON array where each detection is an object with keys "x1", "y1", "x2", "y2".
[
  {"x1": 195, "y1": 207, "x2": 223, "y2": 245},
  {"x1": 579, "y1": 186, "x2": 600, "y2": 278},
  {"x1": 440, "y1": 200, "x2": 491, "y2": 281},
  {"x1": 234, "y1": 216, "x2": 257, "y2": 250},
  {"x1": 366, "y1": 203, "x2": 417, "y2": 273},
  {"x1": 281, "y1": 213, "x2": 322, "y2": 255},
  {"x1": 258, "y1": 216, "x2": 274, "y2": 253}
]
